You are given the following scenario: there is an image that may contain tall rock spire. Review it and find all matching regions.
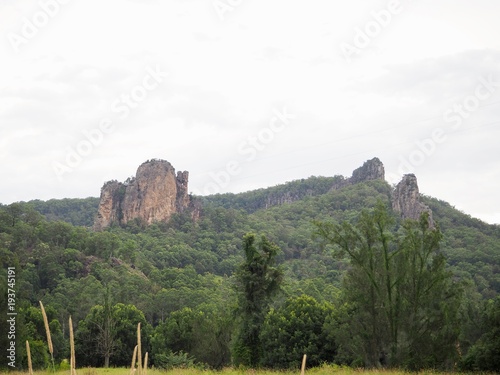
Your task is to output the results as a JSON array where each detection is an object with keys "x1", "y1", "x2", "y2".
[
  {"x1": 392, "y1": 173, "x2": 433, "y2": 225},
  {"x1": 94, "y1": 159, "x2": 191, "y2": 231}
]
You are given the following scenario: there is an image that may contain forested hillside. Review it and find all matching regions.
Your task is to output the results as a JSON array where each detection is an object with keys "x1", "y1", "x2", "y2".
[
  {"x1": 1, "y1": 177, "x2": 499, "y2": 371},
  {"x1": 22, "y1": 197, "x2": 99, "y2": 227}
]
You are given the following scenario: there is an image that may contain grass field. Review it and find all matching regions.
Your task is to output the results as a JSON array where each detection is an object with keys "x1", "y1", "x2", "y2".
[{"x1": 2, "y1": 366, "x2": 486, "y2": 375}]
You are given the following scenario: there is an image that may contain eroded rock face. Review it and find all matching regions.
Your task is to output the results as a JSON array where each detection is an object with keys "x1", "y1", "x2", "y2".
[
  {"x1": 94, "y1": 159, "x2": 191, "y2": 231},
  {"x1": 350, "y1": 157, "x2": 385, "y2": 184},
  {"x1": 331, "y1": 157, "x2": 385, "y2": 190},
  {"x1": 93, "y1": 180, "x2": 122, "y2": 229},
  {"x1": 328, "y1": 158, "x2": 433, "y2": 225},
  {"x1": 392, "y1": 174, "x2": 433, "y2": 225}
]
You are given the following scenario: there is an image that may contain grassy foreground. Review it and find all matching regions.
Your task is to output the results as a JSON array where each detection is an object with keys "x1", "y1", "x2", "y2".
[{"x1": 2, "y1": 367, "x2": 485, "y2": 375}]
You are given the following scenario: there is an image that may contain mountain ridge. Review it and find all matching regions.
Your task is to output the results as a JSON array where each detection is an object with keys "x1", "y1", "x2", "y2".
[
  {"x1": 2, "y1": 158, "x2": 498, "y2": 371},
  {"x1": 11, "y1": 157, "x2": 497, "y2": 229}
]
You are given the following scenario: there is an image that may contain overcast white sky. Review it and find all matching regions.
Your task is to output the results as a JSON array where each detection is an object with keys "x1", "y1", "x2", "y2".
[{"x1": 1, "y1": 0, "x2": 499, "y2": 224}]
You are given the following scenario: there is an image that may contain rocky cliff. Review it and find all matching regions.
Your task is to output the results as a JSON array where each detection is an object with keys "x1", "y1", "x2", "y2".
[
  {"x1": 94, "y1": 159, "x2": 193, "y2": 231},
  {"x1": 262, "y1": 157, "x2": 386, "y2": 209},
  {"x1": 330, "y1": 158, "x2": 433, "y2": 225},
  {"x1": 392, "y1": 174, "x2": 433, "y2": 225},
  {"x1": 331, "y1": 157, "x2": 385, "y2": 190}
]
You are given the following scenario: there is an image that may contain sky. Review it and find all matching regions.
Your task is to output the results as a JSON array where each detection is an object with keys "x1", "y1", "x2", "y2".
[{"x1": 1, "y1": 0, "x2": 499, "y2": 224}]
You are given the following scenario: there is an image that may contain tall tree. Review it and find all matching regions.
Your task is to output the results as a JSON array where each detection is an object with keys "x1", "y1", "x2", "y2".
[
  {"x1": 260, "y1": 295, "x2": 336, "y2": 368},
  {"x1": 396, "y1": 214, "x2": 462, "y2": 369},
  {"x1": 461, "y1": 296, "x2": 500, "y2": 371},
  {"x1": 316, "y1": 203, "x2": 396, "y2": 367},
  {"x1": 76, "y1": 302, "x2": 150, "y2": 367},
  {"x1": 315, "y1": 202, "x2": 461, "y2": 369},
  {"x1": 233, "y1": 233, "x2": 283, "y2": 367}
]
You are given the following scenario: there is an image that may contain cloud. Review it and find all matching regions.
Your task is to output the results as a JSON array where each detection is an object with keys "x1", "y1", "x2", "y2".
[{"x1": 0, "y1": 0, "x2": 499, "y2": 224}]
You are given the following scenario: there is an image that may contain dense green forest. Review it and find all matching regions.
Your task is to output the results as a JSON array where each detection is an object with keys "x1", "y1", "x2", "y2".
[
  {"x1": 24, "y1": 198, "x2": 99, "y2": 227},
  {"x1": 1, "y1": 177, "x2": 499, "y2": 371}
]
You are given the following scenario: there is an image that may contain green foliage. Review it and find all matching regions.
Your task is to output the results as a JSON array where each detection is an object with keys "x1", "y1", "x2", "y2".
[
  {"x1": 19, "y1": 304, "x2": 67, "y2": 366},
  {"x1": 152, "y1": 307, "x2": 202, "y2": 358},
  {"x1": 24, "y1": 197, "x2": 100, "y2": 227},
  {"x1": 396, "y1": 214, "x2": 462, "y2": 370},
  {"x1": 1, "y1": 175, "x2": 499, "y2": 371},
  {"x1": 423, "y1": 195, "x2": 500, "y2": 298},
  {"x1": 153, "y1": 351, "x2": 196, "y2": 369},
  {"x1": 24, "y1": 340, "x2": 49, "y2": 370},
  {"x1": 460, "y1": 296, "x2": 500, "y2": 371},
  {"x1": 75, "y1": 302, "x2": 151, "y2": 367},
  {"x1": 151, "y1": 303, "x2": 232, "y2": 369},
  {"x1": 260, "y1": 295, "x2": 336, "y2": 368},
  {"x1": 204, "y1": 176, "x2": 337, "y2": 213},
  {"x1": 233, "y1": 233, "x2": 284, "y2": 367},
  {"x1": 315, "y1": 203, "x2": 461, "y2": 369}
]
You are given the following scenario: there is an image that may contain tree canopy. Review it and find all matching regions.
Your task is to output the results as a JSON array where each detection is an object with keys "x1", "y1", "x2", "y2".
[{"x1": 1, "y1": 177, "x2": 499, "y2": 370}]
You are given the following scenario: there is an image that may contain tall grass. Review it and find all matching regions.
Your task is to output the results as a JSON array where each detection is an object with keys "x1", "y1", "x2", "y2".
[
  {"x1": 132, "y1": 322, "x2": 149, "y2": 375},
  {"x1": 137, "y1": 323, "x2": 142, "y2": 375},
  {"x1": 3, "y1": 365, "x2": 477, "y2": 375},
  {"x1": 143, "y1": 352, "x2": 148, "y2": 375},
  {"x1": 26, "y1": 340, "x2": 33, "y2": 375},
  {"x1": 130, "y1": 345, "x2": 138, "y2": 375},
  {"x1": 69, "y1": 316, "x2": 76, "y2": 375},
  {"x1": 300, "y1": 355, "x2": 307, "y2": 375},
  {"x1": 39, "y1": 301, "x2": 55, "y2": 371}
]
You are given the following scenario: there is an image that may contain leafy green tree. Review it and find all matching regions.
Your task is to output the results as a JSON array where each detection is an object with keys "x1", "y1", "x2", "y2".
[
  {"x1": 75, "y1": 305, "x2": 117, "y2": 367},
  {"x1": 2, "y1": 303, "x2": 67, "y2": 370},
  {"x1": 461, "y1": 296, "x2": 500, "y2": 371},
  {"x1": 315, "y1": 203, "x2": 395, "y2": 367},
  {"x1": 152, "y1": 307, "x2": 201, "y2": 356},
  {"x1": 396, "y1": 214, "x2": 462, "y2": 369},
  {"x1": 151, "y1": 303, "x2": 233, "y2": 369},
  {"x1": 23, "y1": 341, "x2": 49, "y2": 370},
  {"x1": 151, "y1": 307, "x2": 201, "y2": 368},
  {"x1": 193, "y1": 304, "x2": 233, "y2": 369},
  {"x1": 315, "y1": 202, "x2": 461, "y2": 369},
  {"x1": 233, "y1": 233, "x2": 283, "y2": 367},
  {"x1": 76, "y1": 303, "x2": 150, "y2": 367},
  {"x1": 112, "y1": 303, "x2": 152, "y2": 365},
  {"x1": 85, "y1": 231, "x2": 121, "y2": 258},
  {"x1": 260, "y1": 295, "x2": 336, "y2": 368}
]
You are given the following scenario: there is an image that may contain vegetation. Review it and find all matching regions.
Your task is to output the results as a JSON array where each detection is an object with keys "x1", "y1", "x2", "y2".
[
  {"x1": 315, "y1": 204, "x2": 461, "y2": 369},
  {"x1": 232, "y1": 234, "x2": 283, "y2": 367},
  {"x1": 23, "y1": 198, "x2": 99, "y2": 227},
  {"x1": 1, "y1": 176, "x2": 499, "y2": 371},
  {"x1": 0, "y1": 367, "x2": 476, "y2": 375}
]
